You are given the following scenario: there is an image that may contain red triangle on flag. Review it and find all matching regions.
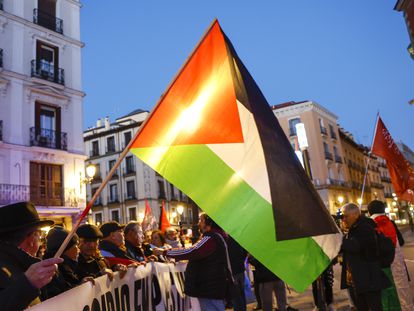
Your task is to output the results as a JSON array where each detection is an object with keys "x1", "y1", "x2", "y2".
[{"x1": 131, "y1": 21, "x2": 243, "y2": 148}]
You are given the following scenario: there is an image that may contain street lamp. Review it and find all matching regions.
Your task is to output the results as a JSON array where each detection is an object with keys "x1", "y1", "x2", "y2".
[
  {"x1": 80, "y1": 163, "x2": 96, "y2": 184},
  {"x1": 337, "y1": 196, "x2": 344, "y2": 205},
  {"x1": 357, "y1": 198, "x2": 363, "y2": 206}
]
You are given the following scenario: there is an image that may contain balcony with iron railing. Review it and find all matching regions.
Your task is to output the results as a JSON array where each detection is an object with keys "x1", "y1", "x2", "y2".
[
  {"x1": 108, "y1": 194, "x2": 119, "y2": 204},
  {"x1": 89, "y1": 149, "x2": 100, "y2": 158},
  {"x1": 371, "y1": 182, "x2": 385, "y2": 189},
  {"x1": 335, "y1": 155, "x2": 342, "y2": 163},
  {"x1": 0, "y1": 183, "x2": 65, "y2": 206},
  {"x1": 312, "y1": 178, "x2": 349, "y2": 189},
  {"x1": 105, "y1": 146, "x2": 117, "y2": 154},
  {"x1": 330, "y1": 131, "x2": 337, "y2": 140},
  {"x1": 320, "y1": 126, "x2": 328, "y2": 135},
  {"x1": 381, "y1": 176, "x2": 392, "y2": 183},
  {"x1": 107, "y1": 169, "x2": 119, "y2": 179},
  {"x1": 324, "y1": 151, "x2": 333, "y2": 161},
  {"x1": 123, "y1": 164, "x2": 136, "y2": 176},
  {"x1": 33, "y1": 8, "x2": 63, "y2": 34},
  {"x1": 125, "y1": 192, "x2": 136, "y2": 201},
  {"x1": 91, "y1": 172, "x2": 102, "y2": 183},
  {"x1": 30, "y1": 127, "x2": 67, "y2": 150},
  {"x1": 31, "y1": 60, "x2": 64, "y2": 85}
]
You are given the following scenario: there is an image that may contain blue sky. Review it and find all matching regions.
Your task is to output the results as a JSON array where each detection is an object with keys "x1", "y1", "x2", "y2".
[{"x1": 81, "y1": 1, "x2": 413, "y2": 148}]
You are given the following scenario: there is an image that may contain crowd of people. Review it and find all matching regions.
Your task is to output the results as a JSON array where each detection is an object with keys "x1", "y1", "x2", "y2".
[{"x1": 0, "y1": 200, "x2": 412, "y2": 311}]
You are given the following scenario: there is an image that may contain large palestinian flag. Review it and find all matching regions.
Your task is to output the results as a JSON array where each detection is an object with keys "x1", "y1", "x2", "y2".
[{"x1": 130, "y1": 20, "x2": 341, "y2": 291}]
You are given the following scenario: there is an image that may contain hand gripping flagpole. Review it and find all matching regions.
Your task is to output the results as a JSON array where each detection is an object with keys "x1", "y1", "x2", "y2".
[
  {"x1": 359, "y1": 112, "x2": 380, "y2": 209},
  {"x1": 54, "y1": 19, "x2": 221, "y2": 259}
]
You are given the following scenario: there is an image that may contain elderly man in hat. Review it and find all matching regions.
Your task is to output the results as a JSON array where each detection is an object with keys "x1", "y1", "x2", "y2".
[
  {"x1": 99, "y1": 221, "x2": 137, "y2": 267},
  {"x1": 76, "y1": 224, "x2": 115, "y2": 280},
  {"x1": 0, "y1": 202, "x2": 63, "y2": 310}
]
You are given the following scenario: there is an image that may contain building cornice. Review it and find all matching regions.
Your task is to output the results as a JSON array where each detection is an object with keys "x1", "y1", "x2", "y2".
[
  {"x1": 84, "y1": 122, "x2": 143, "y2": 141},
  {"x1": 0, "y1": 141, "x2": 87, "y2": 160},
  {"x1": 0, "y1": 70, "x2": 85, "y2": 98},
  {"x1": 273, "y1": 101, "x2": 338, "y2": 123},
  {"x1": 0, "y1": 10, "x2": 84, "y2": 48}
]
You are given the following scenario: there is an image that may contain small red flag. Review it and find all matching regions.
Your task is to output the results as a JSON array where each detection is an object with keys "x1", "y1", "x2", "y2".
[
  {"x1": 159, "y1": 201, "x2": 171, "y2": 232},
  {"x1": 141, "y1": 199, "x2": 157, "y2": 231},
  {"x1": 371, "y1": 116, "x2": 414, "y2": 203}
]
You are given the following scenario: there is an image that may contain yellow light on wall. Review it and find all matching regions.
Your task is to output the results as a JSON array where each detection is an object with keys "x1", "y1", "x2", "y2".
[
  {"x1": 357, "y1": 198, "x2": 363, "y2": 205},
  {"x1": 338, "y1": 196, "x2": 344, "y2": 204}
]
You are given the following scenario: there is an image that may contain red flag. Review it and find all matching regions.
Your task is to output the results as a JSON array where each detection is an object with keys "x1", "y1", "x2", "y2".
[
  {"x1": 371, "y1": 116, "x2": 414, "y2": 203},
  {"x1": 159, "y1": 201, "x2": 171, "y2": 232},
  {"x1": 141, "y1": 199, "x2": 157, "y2": 231}
]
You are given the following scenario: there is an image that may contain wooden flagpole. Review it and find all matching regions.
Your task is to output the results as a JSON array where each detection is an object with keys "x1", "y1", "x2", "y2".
[{"x1": 54, "y1": 19, "x2": 220, "y2": 258}]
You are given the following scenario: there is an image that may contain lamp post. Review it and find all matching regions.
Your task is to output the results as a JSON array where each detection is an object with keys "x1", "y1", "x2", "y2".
[
  {"x1": 80, "y1": 163, "x2": 96, "y2": 188},
  {"x1": 296, "y1": 123, "x2": 326, "y2": 311},
  {"x1": 177, "y1": 204, "x2": 184, "y2": 230}
]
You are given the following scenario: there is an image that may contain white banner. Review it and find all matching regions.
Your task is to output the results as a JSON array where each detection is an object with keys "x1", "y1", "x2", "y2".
[{"x1": 28, "y1": 262, "x2": 201, "y2": 311}]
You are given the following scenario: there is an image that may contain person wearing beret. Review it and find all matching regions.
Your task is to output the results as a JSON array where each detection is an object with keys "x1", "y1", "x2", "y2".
[
  {"x1": 41, "y1": 226, "x2": 85, "y2": 300},
  {"x1": 0, "y1": 201, "x2": 63, "y2": 310},
  {"x1": 76, "y1": 224, "x2": 115, "y2": 280},
  {"x1": 99, "y1": 221, "x2": 137, "y2": 267}
]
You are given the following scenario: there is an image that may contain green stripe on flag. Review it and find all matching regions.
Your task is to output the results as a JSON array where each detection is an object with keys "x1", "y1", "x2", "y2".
[{"x1": 131, "y1": 144, "x2": 329, "y2": 291}]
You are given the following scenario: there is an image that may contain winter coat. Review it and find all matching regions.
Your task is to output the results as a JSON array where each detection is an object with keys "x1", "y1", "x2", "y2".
[
  {"x1": 41, "y1": 255, "x2": 81, "y2": 301},
  {"x1": 0, "y1": 242, "x2": 41, "y2": 310},
  {"x1": 340, "y1": 216, "x2": 391, "y2": 293},
  {"x1": 76, "y1": 252, "x2": 109, "y2": 280}
]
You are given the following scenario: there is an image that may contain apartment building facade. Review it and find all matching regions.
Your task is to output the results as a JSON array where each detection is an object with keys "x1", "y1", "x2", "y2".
[
  {"x1": 83, "y1": 110, "x2": 194, "y2": 227},
  {"x1": 0, "y1": 0, "x2": 85, "y2": 228},
  {"x1": 272, "y1": 101, "x2": 350, "y2": 213}
]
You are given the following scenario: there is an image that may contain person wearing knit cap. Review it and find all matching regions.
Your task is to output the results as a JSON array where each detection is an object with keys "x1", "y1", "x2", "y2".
[
  {"x1": 0, "y1": 202, "x2": 62, "y2": 310},
  {"x1": 41, "y1": 226, "x2": 85, "y2": 301},
  {"x1": 76, "y1": 224, "x2": 114, "y2": 280},
  {"x1": 368, "y1": 200, "x2": 413, "y2": 311}
]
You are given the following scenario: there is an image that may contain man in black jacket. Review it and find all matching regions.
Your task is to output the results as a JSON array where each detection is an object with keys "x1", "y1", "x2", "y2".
[
  {"x1": 154, "y1": 213, "x2": 228, "y2": 311},
  {"x1": 0, "y1": 202, "x2": 62, "y2": 310},
  {"x1": 76, "y1": 224, "x2": 112, "y2": 279},
  {"x1": 340, "y1": 203, "x2": 390, "y2": 311}
]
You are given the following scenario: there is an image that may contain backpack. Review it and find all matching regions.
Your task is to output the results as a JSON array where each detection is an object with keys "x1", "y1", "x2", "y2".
[{"x1": 375, "y1": 231, "x2": 395, "y2": 268}]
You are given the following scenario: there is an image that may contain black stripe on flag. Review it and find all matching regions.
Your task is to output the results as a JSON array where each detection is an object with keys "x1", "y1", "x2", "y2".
[{"x1": 223, "y1": 32, "x2": 339, "y2": 241}]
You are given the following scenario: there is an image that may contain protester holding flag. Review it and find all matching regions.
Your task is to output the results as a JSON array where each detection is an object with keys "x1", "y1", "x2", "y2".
[
  {"x1": 368, "y1": 200, "x2": 413, "y2": 311},
  {"x1": 0, "y1": 202, "x2": 62, "y2": 310},
  {"x1": 153, "y1": 213, "x2": 228, "y2": 311},
  {"x1": 340, "y1": 203, "x2": 390, "y2": 311}
]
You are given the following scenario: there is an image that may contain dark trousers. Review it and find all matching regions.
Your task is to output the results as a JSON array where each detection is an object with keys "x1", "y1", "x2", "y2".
[
  {"x1": 349, "y1": 288, "x2": 383, "y2": 311},
  {"x1": 231, "y1": 272, "x2": 247, "y2": 311},
  {"x1": 312, "y1": 269, "x2": 333, "y2": 305}
]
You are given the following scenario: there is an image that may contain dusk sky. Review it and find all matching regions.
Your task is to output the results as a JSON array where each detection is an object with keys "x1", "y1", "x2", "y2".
[{"x1": 81, "y1": 1, "x2": 413, "y2": 149}]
